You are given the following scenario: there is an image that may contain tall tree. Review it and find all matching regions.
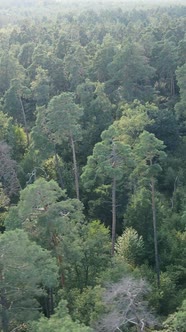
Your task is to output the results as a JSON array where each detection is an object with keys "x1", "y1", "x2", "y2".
[
  {"x1": 81, "y1": 125, "x2": 132, "y2": 255},
  {"x1": 4, "y1": 79, "x2": 32, "y2": 146},
  {"x1": 133, "y1": 130, "x2": 166, "y2": 287},
  {"x1": 77, "y1": 80, "x2": 113, "y2": 160},
  {"x1": 37, "y1": 93, "x2": 83, "y2": 199}
]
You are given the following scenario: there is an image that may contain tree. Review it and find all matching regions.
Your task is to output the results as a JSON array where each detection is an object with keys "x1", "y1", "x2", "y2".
[
  {"x1": 31, "y1": 66, "x2": 50, "y2": 106},
  {"x1": 5, "y1": 178, "x2": 83, "y2": 289},
  {"x1": 17, "y1": 178, "x2": 65, "y2": 220},
  {"x1": 0, "y1": 229, "x2": 58, "y2": 332},
  {"x1": 0, "y1": 50, "x2": 25, "y2": 97},
  {"x1": 4, "y1": 79, "x2": 32, "y2": 146},
  {"x1": 0, "y1": 184, "x2": 9, "y2": 233},
  {"x1": 77, "y1": 80, "x2": 113, "y2": 160},
  {"x1": 29, "y1": 300, "x2": 93, "y2": 332},
  {"x1": 0, "y1": 112, "x2": 12, "y2": 142},
  {"x1": 0, "y1": 142, "x2": 20, "y2": 198},
  {"x1": 114, "y1": 100, "x2": 153, "y2": 146},
  {"x1": 18, "y1": 42, "x2": 35, "y2": 69},
  {"x1": 65, "y1": 285, "x2": 105, "y2": 326},
  {"x1": 115, "y1": 227, "x2": 145, "y2": 267},
  {"x1": 37, "y1": 92, "x2": 83, "y2": 199},
  {"x1": 64, "y1": 44, "x2": 90, "y2": 91},
  {"x1": 81, "y1": 124, "x2": 132, "y2": 255},
  {"x1": 62, "y1": 220, "x2": 111, "y2": 290},
  {"x1": 94, "y1": 276, "x2": 157, "y2": 332},
  {"x1": 6, "y1": 179, "x2": 111, "y2": 292},
  {"x1": 107, "y1": 42, "x2": 155, "y2": 102},
  {"x1": 152, "y1": 40, "x2": 178, "y2": 101},
  {"x1": 92, "y1": 34, "x2": 116, "y2": 82},
  {"x1": 133, "y1": 131, "x2": 166, "y2": 287},
  {"x1": 175, "y1": 63, "x2": 186, "y2": 129},
  {"x1": 163, "y1": 300, "x2": 186, "y2": 332}
]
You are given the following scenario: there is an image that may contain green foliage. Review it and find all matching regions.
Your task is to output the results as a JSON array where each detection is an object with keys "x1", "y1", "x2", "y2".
[
  {"x1": 133, "y1": 130, "x2": 166, "y2": 180},
  {"x1": 115, "y1": 100, "x2": 153, "y2": 145},
  {"x1": 8, "y1": 125, "x2": 27, "y2": 161},
  {"x1": 0, "y1": 184, "x2": 9, "y2": 229},
  {"x1": 115, "y1": 227, "x2": 145, "y2": 267},
  {"x1": 107, "y1": 41, "x2": 155, "y2": 102},
  {"x1": 17, "y1": 178, "x2": 65, "y2": 220},
  {"x1": 0, "y1": 3, "x2": 186, "y2": 330},
  {"x1": 175, "y1": 63, "x2": 186, "y2": 127},
  {"x1": 6, "y1": 179, "x2": 111, "y2": 291},
  {"x1": 163, "y1": 300, "x2": 186, "y2": 332},
  {"x1": 81, "y1": 124, "x2": 132, "y2": 188},
  {"x1": 29, "y1": 300, "x2": 93, "y2": 332},
  {"x1": 77, "y1": 80, "x2": 114, "y2": 159},
  {"x1": 0, "y1": 229, "x2": 58, "y2": 331},
  {"x1": 64, "y1": 44, "x2": 90, "y2": 90},
  {"x1": 0, "y1": 51, "x2": 25, "y2": 97},
  {"x1": 63, "y1": 285, "x2": 105, "y2": 326},
  {"x1": 43, "y1": 92, "x2": 83, "y2": 143},
  {"x1": 0, "y1": 142, "x2": 20, "y2": 198},
  {"x1": 0, "y1": 111, "x2": 12, "y2": 141},
  {"x1": 31, "y1": 66, "x2": 50, "y2": 106}
]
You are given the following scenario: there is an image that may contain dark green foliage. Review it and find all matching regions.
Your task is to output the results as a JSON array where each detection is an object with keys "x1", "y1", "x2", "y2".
[{"x1": 0, "y1": 2, "x2": 186, "y2": 331}]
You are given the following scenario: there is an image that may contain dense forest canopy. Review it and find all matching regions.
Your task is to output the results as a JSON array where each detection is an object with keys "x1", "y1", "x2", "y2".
[{"x1": 0, "y1": 0, "x2": 186, "y2": 331}]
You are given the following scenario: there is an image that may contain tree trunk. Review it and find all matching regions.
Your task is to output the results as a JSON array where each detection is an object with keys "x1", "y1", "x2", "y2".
[
  {"x1": 151, "y1": 177, "x2": 160, "y2": 288},
  {"x1": 19, "y1": 96, "x2": 30, "y2": 147},
  {"x1": 70, "y1": 134, "x2": 80, "y2": 200},
  {"x1": 111, "y1": 174, "x2": 116, "y2": 256}
]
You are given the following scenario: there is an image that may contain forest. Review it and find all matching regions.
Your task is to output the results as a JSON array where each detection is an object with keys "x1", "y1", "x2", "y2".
[{"x1": 0, "y1": 0, "x2": 186, "y2": 331}]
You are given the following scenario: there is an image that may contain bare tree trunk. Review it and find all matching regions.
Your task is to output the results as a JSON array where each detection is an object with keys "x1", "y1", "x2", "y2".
[
  {"x1": 151, "y1": 177, "x2": 160, "y2": 288},
  {"x1": 19, "y1": 96, "x2": 30, "y2": 146},
  {"x1": 70, "y1": 134, "x2": 80, "y2": 200},
  {"x1": 111, "y1": 174, "x2": 116, "y2": 256}
]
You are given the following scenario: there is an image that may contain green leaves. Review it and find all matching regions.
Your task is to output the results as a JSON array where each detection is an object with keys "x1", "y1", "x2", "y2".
[
  {"x1": 45, "y1": 92, "x2": 83, "y2": 143},
  {"x1": 0, "y1": 229, "x2": 58, "y2": 331},
  {"x1": 29, "y1": 300, "x2": 93, "y2": 332},
  {"x1": 163, "y1": 300, "x2": 186, "y2": 332},
  {"x1": 18, "y1": 178, "x2": 65, "y2": 221},
  {"x1": 82, "y1": 124, "x2": 132, "y2": 186},
  {"x1": 107, "y1": 42, "x2": 155, "y2": 102},
  {"x1": 133, "y1": 130, "x2": 166, "y2": 179},
  {"x1": 115, "y1": 227, "x2": 145, "y2": 267}
]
